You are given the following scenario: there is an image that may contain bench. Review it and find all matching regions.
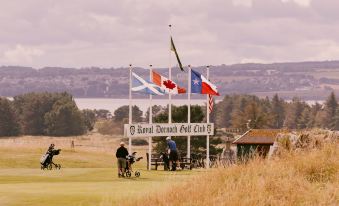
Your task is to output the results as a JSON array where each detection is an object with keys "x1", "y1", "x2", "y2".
[
  {"x1": 179, "y1": 157, "x2": 192, "y2": 170},
  {"x1": 146, "y1": 153, "x2": 165, "y2": 170},
  {"x1": 146, "y1": 153, "x2": 192, "y2": 170}
]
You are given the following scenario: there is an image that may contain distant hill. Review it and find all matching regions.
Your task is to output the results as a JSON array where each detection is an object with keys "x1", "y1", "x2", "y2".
[{"x1": 2, "y1": 60, "x2": 339, "y2": 100}]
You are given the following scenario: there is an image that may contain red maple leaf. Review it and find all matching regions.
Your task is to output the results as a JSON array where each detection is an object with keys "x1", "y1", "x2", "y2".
[{"x1": 163, "y1": 80, "x2": 176, "y2": 90}]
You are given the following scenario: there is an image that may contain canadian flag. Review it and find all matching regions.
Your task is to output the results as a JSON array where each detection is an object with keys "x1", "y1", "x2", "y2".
[{"x1": 152, "y1": 71, "x2": 186, "y2": 94}]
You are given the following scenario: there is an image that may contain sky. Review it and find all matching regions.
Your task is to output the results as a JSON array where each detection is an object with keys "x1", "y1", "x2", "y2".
[{"x1": 0, "y1": 0, "x2": 339, "y2": 69}]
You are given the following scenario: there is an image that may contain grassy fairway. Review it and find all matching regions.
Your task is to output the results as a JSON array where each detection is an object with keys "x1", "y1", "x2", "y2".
[
  {"x1": 0, "y1": 145, "x2": 199, "y2": 206},
  {"x1": 0, "y1": 168, "x2": 197, "y2": 206}
]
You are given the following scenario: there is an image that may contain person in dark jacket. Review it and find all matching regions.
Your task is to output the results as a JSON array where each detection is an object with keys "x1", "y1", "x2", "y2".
[
  {"x1": 116, "y1": 142, "x2": 129, "y2": 177},
  {"x1": 166, "y1": 137, "x2": 178, "y2": 171},
  {"x1": 47, "y1": 144, "x2": 55, "y2": 154}
]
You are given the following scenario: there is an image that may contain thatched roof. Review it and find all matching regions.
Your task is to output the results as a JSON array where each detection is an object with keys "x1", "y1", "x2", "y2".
[{"x1": 233, "y1": 129, "x2": 283, "y2": 145}]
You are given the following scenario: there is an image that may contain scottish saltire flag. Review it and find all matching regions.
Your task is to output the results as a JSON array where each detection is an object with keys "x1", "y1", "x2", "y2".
[
  {"x1": 132, "y1": 72, "x2": 165, "y2": 95},
  {"x1": 191, "y1": 69, "x2": 220, "y2": 96}
]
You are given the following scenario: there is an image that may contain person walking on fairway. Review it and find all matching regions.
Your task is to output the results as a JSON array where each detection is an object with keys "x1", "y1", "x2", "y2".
[
  {"x1": 116, "y1": 142, "x2": 129, "y2": 177},
  {"x1": 166, "y1": 137, "x2": 178, "y2": 171}
]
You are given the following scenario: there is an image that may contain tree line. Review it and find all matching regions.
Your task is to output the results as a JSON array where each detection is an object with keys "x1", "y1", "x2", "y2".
[
  {"x1": 212, "y1": 92, "x2": 339, "y2": 130},
  {"x1": 2, "y1": 91, "x2": 339, "y2": 138},
  {"x1": 0, "y1": 92, "x2": 95, "y2": 137},
  {"x1": 109, "y1": 92, "x2": 339, "y2": 131},
  {"x1": 105, "y1": 92, "x2": 339, "y2": 154}
]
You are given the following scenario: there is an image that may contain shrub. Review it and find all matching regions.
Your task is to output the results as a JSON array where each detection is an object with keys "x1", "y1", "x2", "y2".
[
  {"x1": 121, "y1": 138, "x2": 148, "y2": 146},
  {"x1": 97, "y1": 120, "x2": 123, "y2": 135}
]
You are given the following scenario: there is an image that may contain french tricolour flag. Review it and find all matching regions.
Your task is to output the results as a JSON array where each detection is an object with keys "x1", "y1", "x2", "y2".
[{"x1": 191, "y1": 69, "x2": 220, "y2": 96}]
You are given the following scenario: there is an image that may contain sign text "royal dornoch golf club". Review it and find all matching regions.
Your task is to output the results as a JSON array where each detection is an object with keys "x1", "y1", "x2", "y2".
[{"x1": 124, "y1": 123, "x2": 214, "y2": 137}]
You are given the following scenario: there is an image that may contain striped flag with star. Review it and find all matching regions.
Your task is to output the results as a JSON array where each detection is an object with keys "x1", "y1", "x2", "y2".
[{"x1": 191, "y1": 69, "x2": 220, "y2": 96}]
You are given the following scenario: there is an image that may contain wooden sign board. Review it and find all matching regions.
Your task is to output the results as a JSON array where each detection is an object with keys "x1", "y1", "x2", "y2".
[{"x1": 124, "y1": 123, "x2": 214, "y2": 137}]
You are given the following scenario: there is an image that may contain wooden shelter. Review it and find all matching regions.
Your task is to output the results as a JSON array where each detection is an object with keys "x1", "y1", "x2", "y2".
[{"x1": 233, "y1": 129, "x2": 282, "y2": 160}]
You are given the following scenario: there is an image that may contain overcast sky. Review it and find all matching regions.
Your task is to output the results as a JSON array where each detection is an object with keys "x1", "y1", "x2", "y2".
[{"x1": 0, "y1": 0, "x2": 338, "y2": 68}]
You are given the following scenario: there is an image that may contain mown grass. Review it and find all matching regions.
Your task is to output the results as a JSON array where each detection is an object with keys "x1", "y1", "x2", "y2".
[
  {"x1": 124, "y1": 144, "x2": 339, "y2": 206},
  {"x1": 0, "y1": 145, "x2": 200, "y2": 206},
  {"x1": 0, "y1": 147, "x2": 115, "y2": 168},
  {"x1": 0, "y1": 168, "x2": 199, "y2": 206},
  {"x1": 1, "y1": 134, "x2": 337, "y2": 206}
]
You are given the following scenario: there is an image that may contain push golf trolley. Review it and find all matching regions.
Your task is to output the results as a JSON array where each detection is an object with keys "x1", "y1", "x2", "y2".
[
  {"x1": 40, "y1": 149, "x2": 62, "y2": 170},
  {"x1": 124, "y1": 152, "x2": 142, "y2": 177}
]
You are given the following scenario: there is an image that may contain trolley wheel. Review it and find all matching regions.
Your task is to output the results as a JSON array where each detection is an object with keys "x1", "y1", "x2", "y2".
[
  {"x1": 126, "y1": 171, "x2": 131, "y2": 177},
  {"x1": 135, "y1": 171, "x2": 140, "y2": 177},
  {"x1": 48, "y1": 164, "x2": 53, "y2": 170}
]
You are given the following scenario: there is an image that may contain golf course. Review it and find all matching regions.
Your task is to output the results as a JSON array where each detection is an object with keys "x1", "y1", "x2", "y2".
[
  {"x1": 0, "y1": 131, "x2": 338, "y2": 206},
  {"x1": 0, "y1": 135, "x2": 201, "y2": 206}
]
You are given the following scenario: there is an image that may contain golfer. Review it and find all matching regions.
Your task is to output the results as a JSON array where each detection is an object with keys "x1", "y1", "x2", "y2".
[
  {"x1": 116, "y1": 142, "x2": 129, "y2": 178},
  {"x1": 47, "y1": 143, "x2": 55, "y2": 154},
  {"x1": 166, "y1": 137, "x2": 178, "y2": 171}
]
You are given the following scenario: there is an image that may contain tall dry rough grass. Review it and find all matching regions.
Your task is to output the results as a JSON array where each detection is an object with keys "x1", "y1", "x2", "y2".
[{"x1": 122, "y1": 142, "x2": 338, "y2": 206}]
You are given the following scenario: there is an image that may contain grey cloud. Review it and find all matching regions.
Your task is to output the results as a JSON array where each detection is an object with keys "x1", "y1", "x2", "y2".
[{"x1": 0, "y1": 0, "x2": 339, "y2": 68}]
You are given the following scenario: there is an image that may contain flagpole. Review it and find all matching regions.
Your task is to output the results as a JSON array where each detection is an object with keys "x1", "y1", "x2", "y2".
[
  {"x1": 168, "y1": 24, "x2": 172, "y2": 125},
  {"x1": 129, "y1": 64, "x2": 132, "y2": 154},
  {"x1": 206, "y1": 66, "x2": 210, "y2": 169},
  {"x1": 187, "y1": 65, "x2": 191, "y2": 158},
  {"x1": 148, "y1": 65, "x2": 153, "y2": 171}
]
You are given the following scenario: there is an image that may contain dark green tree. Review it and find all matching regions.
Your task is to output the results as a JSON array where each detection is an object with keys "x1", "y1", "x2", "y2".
[
  {"x1": 314, "y1": 110, "x2": 327, "y2": 128},
  {"x1": 270, "y1": 94, "x2": 285, "y2": 128},
  {"x1": 94, "y1": 109, "x2": 111, "y2": 119},
  {"x1": 308, "y1": 103, "x2": 322, "y2": 128},
  {"x1": 0, "y1": 98, "x2": 20, "y2": 136},
  {"x1": 283, "y1": 97, "x2": 306, "y2": 129},
  {"x1": 153, "y1": 105, "x2": 204, "y2": 124},
  {"x1": 231, "y1": 95, "x2": 262, "y2": 129},
  {"x1": 13, "y1": 92, "x2": 73, "y2": 135},
  {"x1": 231, "y1": 106, "x2": 247, "y2": 129},
  {"x1": 153, "y1": 105, "x2": 222, "y2": 155},
  {"x1": 324, "y1": 92, "x2": 338, "y2": 129},
  {"x1": 244, "y1": 101, "x2": 267, "y2": 129},
  {"x1": 145, "y1": 105, "x2": 164, "y2": 122},
  {"x1": 44, "y1": 97, "x2": 86, "y2": 136},
  {"x1": 333, "y1": 108, "x2": 339, "y2": 130},
  {"x1": 82, "y1": 109, "x2": 96, "y2": 131},
  {"x1": 113, "y1": 105, "x2": 143, "y2": 123},
  {"x1": 299, "y1": 106, "x2": 312, "y2": 129},
  {"x1": 215, "y1": 95, "x2": 234, "y2": 128}
]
